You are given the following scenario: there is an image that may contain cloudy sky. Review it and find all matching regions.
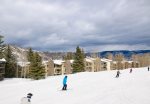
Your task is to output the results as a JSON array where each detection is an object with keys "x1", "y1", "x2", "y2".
[{"x1": 0, "y1": 0, "x2": 150, "y2": 52}]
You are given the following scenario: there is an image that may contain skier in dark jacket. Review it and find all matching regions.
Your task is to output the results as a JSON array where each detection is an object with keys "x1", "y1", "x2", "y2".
[
  {"x1": 130, "y1": 68, "x2": 132, "y2": 73},
  {"x1": 62, "y1": 76, "x2": 68, "y2": 90},
  {"x1": 116, "y1": 70, "x2": 120, "y2": 78},
  {"x1": 148, "y1": 67, "x2": 149, "y2": 71}
]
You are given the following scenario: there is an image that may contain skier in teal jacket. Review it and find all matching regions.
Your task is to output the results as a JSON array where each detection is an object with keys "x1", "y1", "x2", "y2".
[{"x1": 62, "y1": 76, "x2": 68, "y2": 90}]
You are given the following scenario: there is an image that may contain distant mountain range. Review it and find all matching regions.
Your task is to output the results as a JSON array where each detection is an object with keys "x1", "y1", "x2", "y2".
[
  {"x1": 98, "y1": 50, "x2": 150, "y2": 58},
  {"x1": 84, "y1": 50, "x2": 150, "y2": 59},
  {"x1": 6, "y1": 45, "x2": 150, "y2": 61}
]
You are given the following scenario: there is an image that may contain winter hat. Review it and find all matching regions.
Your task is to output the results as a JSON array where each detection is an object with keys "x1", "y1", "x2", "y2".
[{"x1": 27, "y1": 93, "x2": 33, "y2": 98}]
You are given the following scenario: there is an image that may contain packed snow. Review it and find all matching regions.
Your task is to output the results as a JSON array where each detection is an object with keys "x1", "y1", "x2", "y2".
[{"x1": 0, "y1": 67, "x2": 150, "y2": 104}]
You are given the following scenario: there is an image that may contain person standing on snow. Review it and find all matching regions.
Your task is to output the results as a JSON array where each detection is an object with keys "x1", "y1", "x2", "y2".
[
  {"x1": 148, "y1": 67, "x2": 149, "y2": 71},
  {"x1": 62, "y1": 76, "x2": 68, "y2": 90},
  {"x1": 130, "y1": 68, "x2": 132, "y2": 73},
  {"x1": 116, "y1": 70, "x2": 120, "y2": 78},
  {"x1": 20, "y1": 93, "x2": 33, "y2": 104}
]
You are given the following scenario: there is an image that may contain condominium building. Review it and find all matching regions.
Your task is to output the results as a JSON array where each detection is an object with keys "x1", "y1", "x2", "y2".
[
  {"x1": 84, "y1": 57, "x2": 101, "y2": 72},
  {"x1": 0, "y1": 58, "x2": 6, "y2": 80},
  {"x1": 101, "y1": 58, "x2": 112, "y2": 71}
]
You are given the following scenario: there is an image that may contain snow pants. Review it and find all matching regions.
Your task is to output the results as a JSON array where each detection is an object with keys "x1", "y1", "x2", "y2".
[{"x1": 62, "y1": 84, "x2": 67, "y2": 90}]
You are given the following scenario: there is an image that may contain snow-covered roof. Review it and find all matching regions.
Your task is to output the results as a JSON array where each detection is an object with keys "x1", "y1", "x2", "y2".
[
  {"x1": 53, "y1": 60, "x2": 65, "y2": 65},
  {"x1": 17, "y1": 62, "x2": 30, "y2": 67},
  {"x1": 121, "y1": 60, "x2": 133, "y2": 63},
  {"x1": 42, "y1": 60, "x2": 49, "y2": 65},
  {"x1": 85, "y1": 58, "x2": 94, "y2": 63},
  {"x1": 128, "y1": 61, "x2": 133, "y2": 63},
  {"x1": 0, "y1": 58, "x2": 6, "y2": 62},
  {"x1": 101, "y1": 58, "x2": 112, "y2": 63},
  {"x1": 113, "y1": 61, "x2": 117, "y2": 64},
  {"x1": 85, "y1": 57, "x2": 97, "y2": 63},
  {"x1": 70, "y1": 60, "x2": 74, "y2": 64}
]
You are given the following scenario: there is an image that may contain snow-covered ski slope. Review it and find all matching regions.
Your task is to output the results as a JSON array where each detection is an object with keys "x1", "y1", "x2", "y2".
[{"x1": 0, "y1": 67, "x2": 150, "y2": 104}]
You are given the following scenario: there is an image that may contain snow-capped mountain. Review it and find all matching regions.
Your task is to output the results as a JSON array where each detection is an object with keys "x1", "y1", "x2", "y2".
[
  {"x1": 9, "y1": 45, "x2": 28, "y2": 62},
  {"x1": 8, "y1": 45, "x2": 52, "y2": 62}
]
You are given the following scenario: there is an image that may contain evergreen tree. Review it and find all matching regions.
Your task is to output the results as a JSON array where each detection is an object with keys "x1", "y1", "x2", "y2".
[
  {"x1": 72, "y1": 46, "x2": 85, "y2": 73},
  {"x1": 27, "y1": 48, "x2": 34, "y2": 62},
  {"x1": 0, "y1": 35, "x2": 5, "y2": 58},
  {"x1": 4, "y1": 45, "x2": 17, "y2": 78},
  {"x1": 28, "y1": 48, "x2": 45, "y2": 80}
]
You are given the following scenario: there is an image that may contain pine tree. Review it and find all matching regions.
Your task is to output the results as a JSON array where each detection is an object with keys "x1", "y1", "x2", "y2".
[
  {"x1": 72, "y1": 46, "x2": 85, "y2": 73},
  {"x1": 4, "y1": 45, "x2": 17, "y2": 78},
  {"x1": 27, "y1": 48, "x2": 34, "y2": 62},
  {"x1": 28, "y1": 48, "x2": 45, "y2": 80}
]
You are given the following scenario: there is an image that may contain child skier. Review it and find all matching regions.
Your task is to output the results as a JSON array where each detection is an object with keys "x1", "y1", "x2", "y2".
[
  {"x1": 62, "y1": 76, "x2": 68, "y2": 90},
  {"x1": 20, "y1": 93, "x2": 33, "y2": 104},
  {"x1": 116, "y1": 70, "x2": 120, "y2": 78}
]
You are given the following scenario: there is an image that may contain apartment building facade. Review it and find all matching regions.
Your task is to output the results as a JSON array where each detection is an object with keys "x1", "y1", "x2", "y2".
[
  {"x1": 84, "y1": 57, "x2": 101, "y2": 72},
  {"x1": 14, "y1": 57, "x2": 143, "y2": 79},
  {"x1": 0, "y1": 58, "x2": 6, "y2": 80}
]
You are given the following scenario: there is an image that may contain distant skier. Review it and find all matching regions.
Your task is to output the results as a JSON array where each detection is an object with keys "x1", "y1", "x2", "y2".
[
  {"x1": 148, "y1": 67, "x2": 149, "y2": 71},
  {"x1": 130, "y1": 68, "x2": 132, "y2": 73},
  {"x1": 62, "y1": 76, "x2": 68, "y2": 90},
  {"x1": 116, "y1": 70, "x2": 120, "y2": 78},
  {"x1": 20, "y1": 93, "x2": 33, "y2": 104}
]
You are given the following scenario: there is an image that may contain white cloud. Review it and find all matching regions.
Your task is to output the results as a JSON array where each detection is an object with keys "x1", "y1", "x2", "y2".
[{"x1": 0, "y1": 0, "x2": 150, "y2": 51}]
